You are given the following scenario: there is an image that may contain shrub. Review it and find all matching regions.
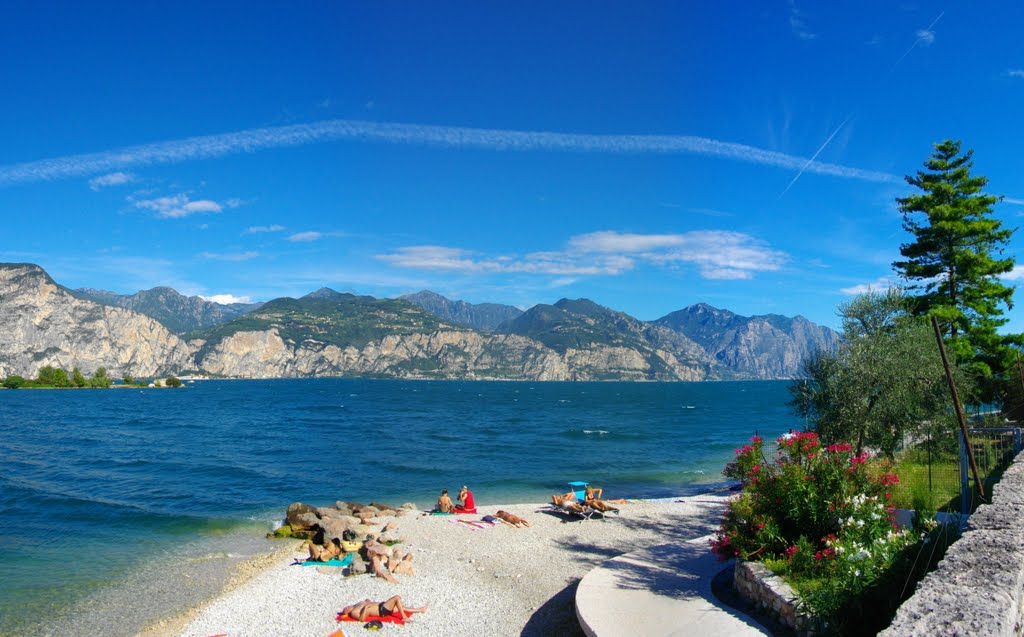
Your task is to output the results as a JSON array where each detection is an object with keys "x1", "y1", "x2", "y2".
[
  {"x1": 165, "y1": 376, "x2": 182, "y2": 388},
  {"x1": 712, "y1": 432, "x2": 917, "y2": 630},
  {"x1": 3, "y1": 375, "x2": 26, "y2": 389}
]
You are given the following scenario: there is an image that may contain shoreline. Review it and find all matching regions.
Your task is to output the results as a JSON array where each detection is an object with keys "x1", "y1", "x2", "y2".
[{"x1": 139, "y1": 493, "x2": 732, "y2": 637}]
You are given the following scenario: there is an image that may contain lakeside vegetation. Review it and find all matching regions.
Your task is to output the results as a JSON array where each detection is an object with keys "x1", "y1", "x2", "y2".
[
  {"x1": 721, "y1": 140, "x2": 1024, "y2": 635},
  {"x1": 2, "y1": 365, "x2": 183, "y2": 389}
]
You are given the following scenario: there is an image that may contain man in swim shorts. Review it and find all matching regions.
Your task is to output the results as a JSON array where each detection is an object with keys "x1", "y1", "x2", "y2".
[{"x1": 339, "y1": 595, "x2": 428, "y2": 621}]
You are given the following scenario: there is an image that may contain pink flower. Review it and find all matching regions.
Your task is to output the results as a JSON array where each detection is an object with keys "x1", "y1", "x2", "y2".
[{"x1": 785, "y1": 545, "x2": 799, "y2": 558}]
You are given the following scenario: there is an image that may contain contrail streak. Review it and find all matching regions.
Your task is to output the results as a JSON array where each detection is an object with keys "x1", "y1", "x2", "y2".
[
  {"x1": 779, "y1": 10, "x2": 946, "y2": 197},
  {"x1": 0, "y1": 119, "x2": 900, "y2": 187},
  {"x1": 780, "y1": 115, "x2": 854, "y2": 197}
]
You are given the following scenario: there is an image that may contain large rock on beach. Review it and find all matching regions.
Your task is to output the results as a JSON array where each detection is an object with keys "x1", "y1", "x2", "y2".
[{"x1": 286, "y1": 502, "x2": 320, "y2": 537}]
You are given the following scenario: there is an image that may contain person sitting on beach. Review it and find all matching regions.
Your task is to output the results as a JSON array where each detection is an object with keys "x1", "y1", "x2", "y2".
[
  {"x1": 584, "y1": 484, "x2": 604, "y2": 501},
  {"x1": 436, "y1": 489, "x2": 453, "y2": 513},
  {"x1": 339, "y1": 595, "x2": 428, "y2": 621},
  {"x1": 495, "y1": 510, "x2": 531, "y2": 527},
  {"x1": 364, "y1": 538, "x2": 399, "y2": 584},
  {"x1": 453, "y1": 485, "x2": 476, "y2": 513},
  {"x1": 307, "y1": 536, "x2": 343, "y2": 562}
]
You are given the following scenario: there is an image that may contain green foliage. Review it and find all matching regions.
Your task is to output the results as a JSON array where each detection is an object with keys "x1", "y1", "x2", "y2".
[
  {"x1": 3, "y1": 375, "x2": 26, "y2": 389},
  {"x1": 122, "y1": 373, "x2": 134, "y2": 385},
  {"x1": 792, "y1": 289, "x2": 969, "y2": 457},
  {"x1": 71, "y1": 367, "x2": 87, "y2": 388},
  {"x1": 712, "y1": 432, "x2": 900, "y2": 561},
  {"x1": 893, "y1": 140, "x2": 1020, "y2": 395},
  {"x1": 88, "y1": 367, "x2": 112, "y2": 388},
  {"x1": 165, "y1": 376, "x2": 183, "y2": 388},
  {"x1": 36, "y1": 365, "x2": 69, "y2": 388},
  {"x1": 715, "y1": 432, "x2": 932, "y2": 634}
]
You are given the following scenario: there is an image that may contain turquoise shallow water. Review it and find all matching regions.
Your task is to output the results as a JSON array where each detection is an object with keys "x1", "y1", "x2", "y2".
[{"x1": 0, "y1": 378, "x2": 796, "y2": 635}]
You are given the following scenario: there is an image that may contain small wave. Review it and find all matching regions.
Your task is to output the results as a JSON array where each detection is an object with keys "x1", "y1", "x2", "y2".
[
  {"x1": 582, "y1": 429, "x2": 610, "y2": 435},
  {"x1": 683, "y1": 405, "x2": 696, "y2": 409}
]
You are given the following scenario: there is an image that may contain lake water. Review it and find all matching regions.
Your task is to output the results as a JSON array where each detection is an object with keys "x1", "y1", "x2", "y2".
[{"x1": 0, "y1": 378, "x2": 796, "y2": 635}]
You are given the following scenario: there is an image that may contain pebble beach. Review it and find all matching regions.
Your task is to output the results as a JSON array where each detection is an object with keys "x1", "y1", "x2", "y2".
[{"x1": 140, "y1": 495, "x2": 730, "y2": 637}]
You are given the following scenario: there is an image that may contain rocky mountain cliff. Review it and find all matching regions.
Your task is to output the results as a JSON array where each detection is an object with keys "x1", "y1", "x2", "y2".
[
  {"x1": 74, "y1": 286, "x2": 261, "y2": 334},
  {"x1": 0, "y1": 264, "x2": 195, "y2": 378},
  {"x1": 654, "y1": 303, "x2": 841, "y2": 378},
  {"x1": 401, "y1": 290, "x2": 523, "y2": 331},
  {"x1": 0, "y1": 263, "x2": 839, "y2": 382}
]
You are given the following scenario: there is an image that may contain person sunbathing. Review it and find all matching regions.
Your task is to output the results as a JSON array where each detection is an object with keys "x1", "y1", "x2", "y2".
[
  {"x1": 453, "y1": 485, "x2": 476, "y2": 513},
  {"x1": 364, "y1": 538, "x2": 399, "y2": 583},
  {"x1": 584, "y1": 498, "x2": 617, "y2": 512},
  {"x1": 585, "y1": 484, "x2": 604, "y2": 501},
  {"x1": 339, "y1": 595, "x2": 428, "y2": 621},
  {"x1": 307, "y1": 536, "x2": 343, "y2": 562},
  {"x1": 436, "y1": 489, "x2": 453, "y2": 513},
  {"x1": 495, "y1": 510, "x2": 531, "y2": 527},
  {"x1": 552, "y1": 494, "x2": 588, "y2": 513}
]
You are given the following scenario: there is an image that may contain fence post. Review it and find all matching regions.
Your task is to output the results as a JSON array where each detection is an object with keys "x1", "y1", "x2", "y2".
[{"x1": 960, "y1": 432, "x2": 970, "y2": 515}]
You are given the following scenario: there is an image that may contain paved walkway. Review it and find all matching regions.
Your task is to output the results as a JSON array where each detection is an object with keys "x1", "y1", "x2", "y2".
[{"x1": 575, "y1": 537, "x2": 772, "y2": 637}]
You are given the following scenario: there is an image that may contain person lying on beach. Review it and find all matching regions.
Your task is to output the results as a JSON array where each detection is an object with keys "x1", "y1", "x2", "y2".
[
  {"x1": 436, "y1": 489, "x2": 453, "y2": 513},
  {"x1": 307, "y1": 536, "x2": 343, "y2": 562},
  {"x1": 495, "y1": 510, "x2": 531, "y2": 527},
  {"x1": 339, "y1": 595, "x2": 428, "y2": 622},
  {"x1": 453, "y1": 485, "x2": 476, "y2": 513},
  {"x1": 583, "y1": 498, "x2": 617, "y2": 512},
  {"x1": 552, "y1": 494, "x2": 588, "y2": 513}
]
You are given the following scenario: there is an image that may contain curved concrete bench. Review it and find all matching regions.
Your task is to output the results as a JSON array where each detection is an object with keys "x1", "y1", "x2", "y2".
[{"x1": 575, "y1": 538, "x2": 771, "y2": 637}]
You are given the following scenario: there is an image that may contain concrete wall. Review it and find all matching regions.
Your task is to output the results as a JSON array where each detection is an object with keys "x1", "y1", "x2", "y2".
[{"x1": 880, "y1": 449, "x2": 1024, "y2": 637}]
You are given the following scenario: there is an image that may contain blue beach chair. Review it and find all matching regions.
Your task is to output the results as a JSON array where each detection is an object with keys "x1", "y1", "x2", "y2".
[{"x1": 567, "y1": 481, "x2": 589, "y2": 500}]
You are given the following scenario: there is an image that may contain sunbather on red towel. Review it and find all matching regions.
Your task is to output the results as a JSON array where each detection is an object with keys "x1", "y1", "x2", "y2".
[
  {"x1": 337, "y1": 596, "x2": 427, "y2": 624},
  {"x1": 453, "y1": 485, "x2": 476, "y2": 513}
]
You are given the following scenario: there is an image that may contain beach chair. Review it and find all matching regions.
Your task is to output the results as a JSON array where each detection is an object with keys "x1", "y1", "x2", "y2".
[
  {"x1": 567, "y1": 481, "x2": 589, "y2": 500},
  {"x1": 548, "y1": 493, "x2": 607, "y2": 522}
]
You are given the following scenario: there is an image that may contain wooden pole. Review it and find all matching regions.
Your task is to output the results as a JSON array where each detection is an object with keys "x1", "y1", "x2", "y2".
[{"x1": 931, "y1": 315, "x2": 985, "y2": 501}]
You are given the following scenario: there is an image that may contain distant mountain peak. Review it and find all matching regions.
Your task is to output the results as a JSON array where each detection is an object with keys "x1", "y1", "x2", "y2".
[
  {"x1": 401, "y1": 290, "x2": 523, "y2": 331},
  {"x1": 303, "y1": 287, "x2": 348, "y2": 300}
]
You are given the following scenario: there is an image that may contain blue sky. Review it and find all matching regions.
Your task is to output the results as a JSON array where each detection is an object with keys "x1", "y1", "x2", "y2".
[{"x1": 3, "y1": 1, "x2": 1024, "y2": 331}]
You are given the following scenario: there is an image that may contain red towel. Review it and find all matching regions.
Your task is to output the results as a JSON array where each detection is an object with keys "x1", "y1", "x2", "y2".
[
  {"x1": 452, "y1": 506, "x2": 477, "y2": 514},
  {"x1": 336, "y1": 610, "x2": 412, "y2": 625}
]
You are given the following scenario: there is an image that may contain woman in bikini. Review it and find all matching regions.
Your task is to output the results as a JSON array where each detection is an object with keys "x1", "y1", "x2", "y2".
[
  {"x1": 307, "y1": 536, "x2": 343, "y2": 562},
  {"x1": 339, "y1": 596, "x2": 428, "y2": 621}
]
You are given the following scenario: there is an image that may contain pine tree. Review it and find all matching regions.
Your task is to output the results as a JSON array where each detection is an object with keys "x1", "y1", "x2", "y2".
[{"x1": 893, "y1": 139, "x2": 1019, "y2": 389}]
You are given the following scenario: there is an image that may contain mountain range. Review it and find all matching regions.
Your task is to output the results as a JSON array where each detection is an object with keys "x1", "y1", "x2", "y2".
[{"x1": 0, "y1": 262, "x2": 839, "y2": 381}]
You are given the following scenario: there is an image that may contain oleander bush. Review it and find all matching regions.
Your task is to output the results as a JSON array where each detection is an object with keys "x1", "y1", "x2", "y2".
[{"x1": 712, "y1": 431, "x2": 948, "y2": 635}]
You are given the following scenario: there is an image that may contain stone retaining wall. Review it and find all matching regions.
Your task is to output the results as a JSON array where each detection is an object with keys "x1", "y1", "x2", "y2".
[
  {"x1": 734, "y1": 559, "x2": 820, "y2": 636},
  {"x1": 880, "y1": 449, "x2": 1024, "y2": 637}
]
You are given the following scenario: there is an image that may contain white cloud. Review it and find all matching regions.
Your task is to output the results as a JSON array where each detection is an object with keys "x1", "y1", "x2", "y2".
[
  {"x1": 788, "y1": 0, "x2": 817, "y2": 40},
  {"x1": 288, "y1": 231, "x2": 323, "y2": 242},
  {"x1": 377, "y1": 230, "x2": 787, "y2": 281},
  {"x1": 916, "y1": 29, "x2": 935, "y2": 45},
  {"x1": 839, "y1": 277, "x2": 894, "y2": 295},
  {"x1": 133, "y1": 194, "x2": 232, "y2": 219},
  {"x1": 568, "y1": 231, "x2": 686, "y2": 253},
  {"x1": 0, "y1": 118, "x2": 901, "y2": 188},
  {"x1": 200, "y1": 293, "x2": 254, "y2": 304},
  {"x1": 1003, "y1": 197, "x2": 1024, "y2": 205},
  {"x1": 245, "y1": 224, "x2": 286, "y2": 234},
  {"x1": 1002, "y1": 266, "x2": 1024, "y2": 281},
  {"x1": 199, "y1": 251, "x2": 259, "y2": 262},
  {"x1": 1008, "y1": 70, "x2": 1024, "y2": 79},
  {"x1": 88, "y1": 171, "x2": 134, "y2": 190}
]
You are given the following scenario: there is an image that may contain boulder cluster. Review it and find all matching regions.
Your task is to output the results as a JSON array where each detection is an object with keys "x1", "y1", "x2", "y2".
[{"x1": 280, "y1": 500, "x2": 416, "y2": 542}]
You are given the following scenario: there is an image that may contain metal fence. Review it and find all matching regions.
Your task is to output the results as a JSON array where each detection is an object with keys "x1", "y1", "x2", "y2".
[{"x1": 959, "y1": 427, "x2": 1023, "y2": 514}]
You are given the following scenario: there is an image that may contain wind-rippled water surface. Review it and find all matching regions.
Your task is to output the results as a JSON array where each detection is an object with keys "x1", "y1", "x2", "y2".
[{"x1": 0, "y1": 378, "x2": 795, "y2": 635}]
